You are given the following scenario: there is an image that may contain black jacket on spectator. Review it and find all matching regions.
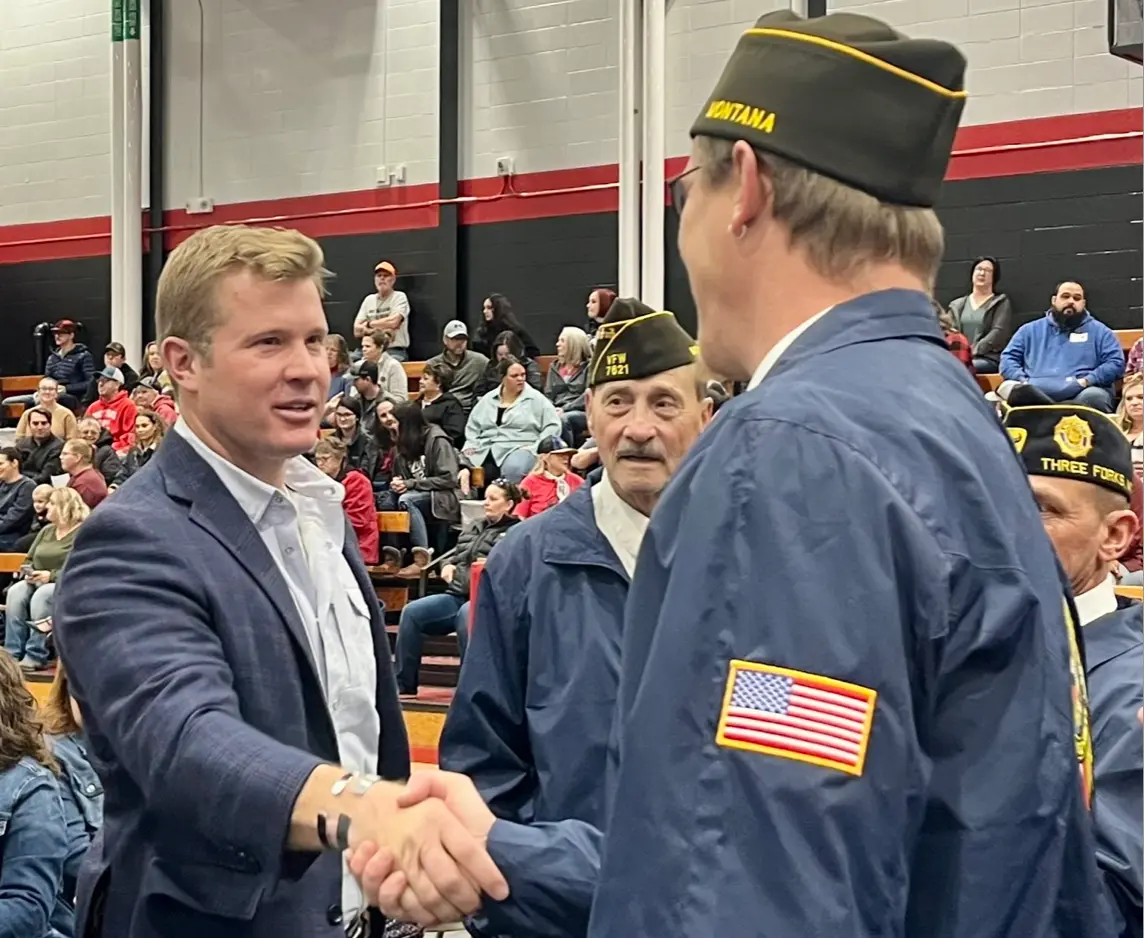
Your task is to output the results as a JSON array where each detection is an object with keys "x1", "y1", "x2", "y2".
[
  {"x1": 341, "y1": 429, "x2": 379, "y2": 482},
  {"x1": 45, "y1": 344, "x2": 97, "y2": 400},
  {"x1": 117, "y1": 445, "x2": 159, "y2": 485},
  {"x1": 91, "y1": 429, "x2": 125, "y2": 486},
  {"x1": 947, "y1": 292, "x2": 1015, "y2": 363},
  {"x1": 0, "y1": 476, "x2": 34, "y2": 538},
  {"x1": 445, "y1": 513, "x2": 520, "y2": 598},
  {"x1": 395, "y1": 424, "x2": 461, "y2": 525},
  {"x1": 83, "y1": 362, "x2": 139, "y2": 408},
  {"x1": 473, "y1": 322, "x2": 540, "y2": 360},
  {"x1": 420, "y1": 393, "x2": 466, "y2": 449},
  {"x1": 16, "y1": 435, "x2": 65, "y2": 485}
]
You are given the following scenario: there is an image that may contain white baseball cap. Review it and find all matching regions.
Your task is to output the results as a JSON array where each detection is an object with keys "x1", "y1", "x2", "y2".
[{"x1": 443, "y1": 320, "x2": 468, "y2": 339}]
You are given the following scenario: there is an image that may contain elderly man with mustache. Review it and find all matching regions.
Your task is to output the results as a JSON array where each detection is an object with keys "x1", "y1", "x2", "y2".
[{"x1": 349, "y1": 299, "x2": 711, "y2": 933}]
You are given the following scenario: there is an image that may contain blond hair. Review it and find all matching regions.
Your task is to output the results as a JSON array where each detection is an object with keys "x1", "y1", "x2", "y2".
[
  {"x1": 62, "y1": 438, "x2": 94, "y2": 465},
  {"x1": 557, "y1": 326, "x2": 591, "y2": 366},
  {"x1": 697, "y1": 138, "x2": 945, "y2": 288},
  {"x1": 49, "y1": 487, "x2": 91, "y2": 528},
  {"x1": 156, "y1": 225, "x2": 330, "y2": 354},
  {"x1": 1117, "y1": 372, "x2": 1143, "y2": 434}
]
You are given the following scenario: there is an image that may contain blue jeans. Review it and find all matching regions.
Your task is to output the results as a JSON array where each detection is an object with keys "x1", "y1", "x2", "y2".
[
  {"x1": 561, "y1": 411, "x2": 588, "y2": 446},
  {"x1": 1073, "y1": 385, "x2": 1114, "y2": 413},
  {"x1": 4, "y1": 580, "x2": 55, "y2": 665},
  {"x1": 394, "y1": 593, "x2": 469, "y2": 693},
  {"x1": 388, "y1": 347, "x2": 409, "y2": 362},
  {"x1": 497, "y1": 448, "x2": 536, "y2": 484},
  {"x1": 397, "y1": 490, "x2": 433, "y2": 548}
]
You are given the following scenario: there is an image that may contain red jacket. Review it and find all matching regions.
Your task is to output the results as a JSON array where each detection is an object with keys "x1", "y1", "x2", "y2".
[
  {"x1": 516, "y1": 471, "x2": 583, "y2": 519},
  {"x1": 149, "y1": 395, "x2": 178, "y2": 428},
  {"x1": 86, "y1": 390, "x2": 138, "y2": 454},
  {"x1": 342, "y1": 468, "x2": 378, "y2": 565}
]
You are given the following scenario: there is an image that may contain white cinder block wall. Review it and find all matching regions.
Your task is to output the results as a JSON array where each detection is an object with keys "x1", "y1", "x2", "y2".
[
  {"x1": 0, "y1": 0, "x2": 126, "y2": 227},
  {"x1": 164, "y1": 0, "x2": 439, "y2": 210},
  {"x1": 0, "y1": 0, "x2": 1137, "y2": 229},
  {"x1": 831, "y1": 0, "x2": 1143, "y2": 124}
]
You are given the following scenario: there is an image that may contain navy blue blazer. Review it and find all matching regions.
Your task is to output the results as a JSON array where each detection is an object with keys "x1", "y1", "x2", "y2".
[{"x1": 54, "y1": 431, "x2": 409, "y2": 938}]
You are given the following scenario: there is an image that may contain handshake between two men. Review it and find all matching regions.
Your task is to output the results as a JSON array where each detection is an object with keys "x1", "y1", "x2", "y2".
[{"x1": 296, "y1": 765, "x2": 505, "y2": 928}]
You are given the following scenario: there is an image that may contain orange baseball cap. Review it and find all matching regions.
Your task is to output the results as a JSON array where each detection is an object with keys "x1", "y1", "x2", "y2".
[{"x1": 374, "y1": 261, "x2": 396, "y2": 276}]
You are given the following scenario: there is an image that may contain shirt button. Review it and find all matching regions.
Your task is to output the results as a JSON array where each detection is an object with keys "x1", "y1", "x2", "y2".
[
  {"x1": 285, "y1": 547, "x2": 295, "y2": 555},
  {"x1": 273, "y1": 494, "x2": 284, "y2": 505},
  {"x1": 86, "y1": 784, "x2": 96, "y2": 793}
]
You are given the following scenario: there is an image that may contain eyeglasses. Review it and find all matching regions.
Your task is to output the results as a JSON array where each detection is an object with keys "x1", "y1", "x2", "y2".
[{"x1": 668, "y1": 164, "x2": 703, "y2": 215}]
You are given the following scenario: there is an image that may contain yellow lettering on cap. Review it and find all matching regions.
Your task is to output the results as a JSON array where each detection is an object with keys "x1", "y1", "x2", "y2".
[
  {"x1": 1092, "y1": 465, "x2": 1128, "y2": 490},
  {"x1": 1041, "y1": 457, "x2": 1091, "y2": 477},
  {"x1": 705, "y1": 99, "x2": 776, "y2": 134}
]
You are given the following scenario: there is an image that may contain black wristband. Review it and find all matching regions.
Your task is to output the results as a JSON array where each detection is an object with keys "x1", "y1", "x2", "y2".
[
  {"x1": 317, "y1": 812, "x2": 331, "y2": 850},
  {"x1": 335, "y1": 813, "x2": 352, "y2": 852}
]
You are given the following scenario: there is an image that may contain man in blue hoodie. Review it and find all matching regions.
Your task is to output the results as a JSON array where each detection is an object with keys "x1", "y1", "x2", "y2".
[{"x1": 999, "y1": 281, "x2": 1125, "y2": 412}]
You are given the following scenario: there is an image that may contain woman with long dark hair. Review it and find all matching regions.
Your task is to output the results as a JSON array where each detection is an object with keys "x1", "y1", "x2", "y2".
[
  {"x1": 478, "y1": 329, "x2": 543, "y2": 394},
  {"x1": 585, "y1": 287, "x2": 616, "y2": 338},
  {"x1": 0, "y1": 651, "x2": 74, "y2": 937},
  {"x1": 390, "y1": 400, "x2": 462, "y2": 576},
  {"x1": 474, "y1": 293, "x2": 539, "y2": 358}
]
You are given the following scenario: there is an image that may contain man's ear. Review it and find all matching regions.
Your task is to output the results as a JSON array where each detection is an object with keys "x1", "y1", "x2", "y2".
[
  {"x1": 730, "y1": 142, "x2": 770, "y2": 237},
  {"x1": 585, "y1": 389, "x2": 596, "y2": 440},
  {"x1": 700, "y1": 397, "x2": 714, "y2": 428},
  {"x1": 1099, "y1": 509, "x2": 1139, "y2": 564},
  {"x1": 161, "y1": 337, "x2": 198, "y2": 394}
]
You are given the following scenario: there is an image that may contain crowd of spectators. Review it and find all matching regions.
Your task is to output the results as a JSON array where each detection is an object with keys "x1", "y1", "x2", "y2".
[{"x1": 0, "y1": 251, "x2": 1139, "y2": 936}]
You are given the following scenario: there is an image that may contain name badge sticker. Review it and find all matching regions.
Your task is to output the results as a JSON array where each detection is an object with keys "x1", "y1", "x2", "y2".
[{"x1": 1069, "y1": 332, "x2": 1088, "y2": 343}]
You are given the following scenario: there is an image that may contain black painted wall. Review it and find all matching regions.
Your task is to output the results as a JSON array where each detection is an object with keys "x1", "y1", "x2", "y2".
[{"x1": 1, "y1": 164, "x2": 1138, "y2": 377}]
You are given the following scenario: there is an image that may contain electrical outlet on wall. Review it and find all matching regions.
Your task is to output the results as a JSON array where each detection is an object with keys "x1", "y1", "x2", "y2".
[
  {"x1": 496, "y1": 156, "x2": 514, "y2": 177},
  {"x1": 185, "y1": 196, "x2": 215, "y2": 215},
  {"x1": 376, "y1": 166, "x2": 391, "y2": 187},
  {"x1": 392, "y1": 163, "x2": 407, "y2": 184}
]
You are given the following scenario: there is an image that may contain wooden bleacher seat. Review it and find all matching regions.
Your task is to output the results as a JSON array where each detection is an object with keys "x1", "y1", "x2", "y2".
[
  {"x1": 0, "y1": 554, "x2": 27, "y2": 574},
  {"x1": 1114, "y1": 585, "x2": 1143, "y2": 602},
  {"x1": 0, "y1": 376, "x2": 42, "y2": 394},
  {"x1": 377, "y1": 511, "x2": 411, "y2": 534},
  {"x1": 1116, "y1": 329, "x2": 1141, "y2": 352}
]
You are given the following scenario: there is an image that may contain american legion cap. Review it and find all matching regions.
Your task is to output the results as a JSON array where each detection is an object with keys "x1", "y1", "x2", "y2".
[
  {"x1": 689, "y1": 10, "x2": 968, "y2": 208},
  {"x1": 1003, "y1": 404, "x2": 1134, "y2": 499}
]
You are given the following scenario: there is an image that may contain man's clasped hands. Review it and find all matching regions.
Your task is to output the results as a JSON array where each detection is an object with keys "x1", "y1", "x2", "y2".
[{"x1": 348, "y1": 770, "x2": 506, "y2": 927}]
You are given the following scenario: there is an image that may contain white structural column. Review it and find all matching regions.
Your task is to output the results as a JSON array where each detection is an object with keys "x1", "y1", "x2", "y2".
[
  {"x1": 640, "y1": 0, "x2": 665, "y2": 309},
  {"x1": 111, "y1": 0, "x2": 125, "y2": 345},
  {"x1": 617, "y1": 0, "x2": 642, "y2": 298},
  {"x1": 111, "y1": 0, "x2": 144, "y2": 363},
  {"x1": 122, "y1": 0, "x2": 144, "y2": 363}
]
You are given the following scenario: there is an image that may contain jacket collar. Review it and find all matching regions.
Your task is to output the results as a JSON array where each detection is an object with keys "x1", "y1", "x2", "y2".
[
  {"x1": 1083, "y1": 601, "x2": 1142, "y2": 670},
  {"x1": 153, "y1": 432, "x2": 327, "y2": 684},
  {"x1": 767, "y1": 289, "x2": 948, "y2": 383},
  {"x1": 540, "y1": 476, "x2": 628, "y2": 580}
]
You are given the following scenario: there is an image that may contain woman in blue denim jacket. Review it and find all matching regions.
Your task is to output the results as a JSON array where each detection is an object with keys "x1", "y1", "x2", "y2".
[
  {"x1": 0, "y1": 652, "x2": 74, "y2": 938},
  {"x1": 42, "y1": 665, "x2": 102, "y2": 899}
]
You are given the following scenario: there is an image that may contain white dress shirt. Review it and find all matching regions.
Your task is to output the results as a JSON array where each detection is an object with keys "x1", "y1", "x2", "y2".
[
  {"x1": 748, "y1": 307, "x2": 834, "y2": 391},
  {"x1": 172, "y1": 419, "x2": 378, "y2": 921},
  {"x1": 592, "y1": 471, "x2": 650, "y2": 579},
  {"x1": 1075, "y1": 573, "x2": 1119, "y2": 627}
]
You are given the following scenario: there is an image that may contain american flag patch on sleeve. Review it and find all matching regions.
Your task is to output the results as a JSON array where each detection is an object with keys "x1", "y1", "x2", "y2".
[{"x1": 715, "y1": 660, "x2": 877, "y2": 776}]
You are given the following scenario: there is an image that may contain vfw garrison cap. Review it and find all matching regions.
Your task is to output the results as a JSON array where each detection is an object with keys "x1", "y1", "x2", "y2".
[
  {"x1": 588, "y1": 298, "x2": 699, "y2": 388},
  {"x1": 690, "y1": 10, "x2": 968, "y2": 208},
  {"x1": 1003, "y1": 404, "x2": 1134, "y2": 499}
]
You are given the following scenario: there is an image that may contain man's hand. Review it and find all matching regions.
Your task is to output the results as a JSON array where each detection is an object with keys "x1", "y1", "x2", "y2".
[
  {"x1": 441, "y1": 564, "x2": 457, "y2": 584},
  {"x1": 29, "y1": 570, "x2": 51, "y2": 585},
  {"x1": 391, "y1": 477, "x2": 407, "y2": 494},
  {"x1": 350, "y1": 771, "x2": 500, "y2": 926}
]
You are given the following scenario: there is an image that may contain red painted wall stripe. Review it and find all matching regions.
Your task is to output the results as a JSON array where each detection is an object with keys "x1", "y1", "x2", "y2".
[{"x1": 0, "y1": 108, "x2": 1138, "y2": 265}]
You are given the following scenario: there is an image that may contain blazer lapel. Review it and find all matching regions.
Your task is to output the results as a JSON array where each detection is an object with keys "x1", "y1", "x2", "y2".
[{"x1": 157, "y1": 434, "x2": 323, "y2": 687}]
